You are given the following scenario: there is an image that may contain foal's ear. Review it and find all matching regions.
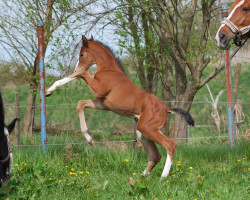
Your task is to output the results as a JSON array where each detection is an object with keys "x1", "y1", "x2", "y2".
[
  {"x1": 90, "y1": 35, "x2": 94, "y2": 41},
  {"x1": 82, "y1": 35, "x2": 88, "y2": 47},
  {"x1": 6, "y1": 118, "x2": 17, "y2": 134}
]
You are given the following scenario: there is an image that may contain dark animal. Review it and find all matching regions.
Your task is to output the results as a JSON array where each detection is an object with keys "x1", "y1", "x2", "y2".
[{"x1": 0, "y1": 91, "x2": 17, "y2": 187}]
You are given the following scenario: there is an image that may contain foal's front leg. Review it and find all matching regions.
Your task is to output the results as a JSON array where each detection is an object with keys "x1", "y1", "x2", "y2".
[
  {"x1": 79, "y1": 71, "x2": 107, "y2": 98},
  {"x1": 77, "y1": 99, "x2": 107, "y2": 145},
  {"x1": 46, "y1": 71, "x2": 83, "y2": 97}
]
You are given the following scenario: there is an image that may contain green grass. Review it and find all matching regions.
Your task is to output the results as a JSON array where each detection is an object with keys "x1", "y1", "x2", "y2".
[{"x1": 1, "y1": 139, "x2": 249, "y2": 199}]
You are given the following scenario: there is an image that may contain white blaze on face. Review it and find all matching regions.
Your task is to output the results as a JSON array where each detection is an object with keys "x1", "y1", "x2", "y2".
[
  {"x1": 74, "y1": 60, "x2": 79, "y2": 72},
  {"x1": 215, "y1": 0, "x2": 245, "y2": 46}
]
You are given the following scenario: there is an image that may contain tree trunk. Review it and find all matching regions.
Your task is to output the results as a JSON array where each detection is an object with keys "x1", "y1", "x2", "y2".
[
  {"x1": 170, "y1": 84, "x2": 197, "y2": 144},
  {"x1": 161, "y1": 81, "x2": 172, "y2": 136},
  {"x1": 170, "y1": 114, "x2": 188, "y2": 144},
  {"x1": 24, "y1": 81, "x2": 37, "y2": 136}
]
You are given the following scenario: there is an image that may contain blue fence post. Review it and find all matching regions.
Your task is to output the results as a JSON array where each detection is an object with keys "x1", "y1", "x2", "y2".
[
  {"x1": 37, "y1": 20, "x2": 47, "y2": 150},
  {"x1": 221, "y1": 2, "x2": 236, "y2": 147}
]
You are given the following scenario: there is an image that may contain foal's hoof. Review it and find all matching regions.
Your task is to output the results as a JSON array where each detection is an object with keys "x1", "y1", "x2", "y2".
[
  {"x1": 89, "y1": 140, "x2": 94, "y2": 146},
  {"x1": 46, "y1": 91, "x2": 53, "y2": 97}
]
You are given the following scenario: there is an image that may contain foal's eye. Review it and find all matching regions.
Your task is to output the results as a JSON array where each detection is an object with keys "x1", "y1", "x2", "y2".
[
  {"x1": 80, "y1": 54, "x2": 84, "y2": 57},
  {"x1": 242, "y1": 7, "x2": 249, "y2": 12}
]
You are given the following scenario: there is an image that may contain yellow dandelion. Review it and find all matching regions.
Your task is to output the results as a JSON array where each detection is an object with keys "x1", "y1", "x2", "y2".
[
  {"x1": 166, "y1": 180, "x2": 169, "y2": 183},
  {"x1": 48, "y1": 178, "x2": 52, "y2": 180},
  {"x1": 80, "y1": 171, "x2": 84, "y2": 175},
  {"x1": 177, "y1": 161, "x2": 181, "y2": 164},
  {"x1": 71, "y1": 168, "x2": 74, "y2": 171},
  {"x1": 172, "y1": 174, "x2": 176, "y2": 177},
  {"x1": 86, "y1": 171, "x2": 90, "y2": 174},
  {"x1": 66, "y1": 166, "x2": 69, "y2": 168},
  {"x1": 248, "y1": 168, "x2": 250, "y2": 171},
  {"x1": 45, "y1": 162, "x2": 48, "y2": 165},
  {"x1": 243, "y1": 157, "x2": 246, "y2": 160},
  {"x1": 237, "y1": 160, "x2": 241, "y2": 162},
  {"x1": 180, "y1": 171, "x2": 184, "y2": 174},
  {"x1": 196, "y1": 175, "x2": 201, "y2": 181},
  {"x1": 177, "y1": 163, "x2": 181, "y2": 166},
  {"x1": 49, "y1": 173, "x2": 53, "y2": 176},
  {"x1": 124, "y1": 159, "x2": 129, "y2": 162},
  {"x1": 211, "y1": 171, "x2": 214, "y2": 174},
  {"x1": 172, "y1": 171, "x2": 175, "y2": 173},
  {"x1": 176, "y1": 168, "x2": 180, "y2": 172},
  {"x1": 132, "y1": 173, "x2": 136, "y2": 176},
  {"x1": 15, "y1": 164, "x2": 18, "y2": 167},
  {"x1": 68, "y1": 172, "x2": 73, "y2": 175},
  {"x1": 189, "y1": 166, "x2": 193, "y2": 170},
  {"x1": 59, "y1": 180, "x2": 63, "y2": 183},
  {"x1": 194, "y1": 198, "x2": 198, "y2": 200}
]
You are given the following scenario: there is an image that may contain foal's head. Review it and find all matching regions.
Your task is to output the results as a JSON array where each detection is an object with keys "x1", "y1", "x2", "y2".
[
  {"x1": 0, "y1": 92, "x2": 17, "y2": 187},
  {"x1": 74, "y1": 36, "x2": 96, "y2": 72},
  {"x1": 216, "y1": 0, "x2": 250, "y2": 49}
]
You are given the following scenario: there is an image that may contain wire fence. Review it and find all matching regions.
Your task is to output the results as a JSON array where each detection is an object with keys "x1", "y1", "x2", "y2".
[
  {"x1": 1, "y1": 58, "x2": 250, "y2": 148},
  {"x1": 2, "y1": 95, "x2": 249, "y2": 149}
]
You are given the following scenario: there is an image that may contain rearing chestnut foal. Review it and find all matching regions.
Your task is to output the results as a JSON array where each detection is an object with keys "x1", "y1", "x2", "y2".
[{"x1": 46, "y1": 36, "x2": 194, "y2": 178}]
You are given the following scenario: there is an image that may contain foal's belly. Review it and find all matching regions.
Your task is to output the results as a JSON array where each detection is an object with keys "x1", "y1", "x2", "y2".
[{"x1": 102, "y1": 95, "x2": 142, "y2": 118}]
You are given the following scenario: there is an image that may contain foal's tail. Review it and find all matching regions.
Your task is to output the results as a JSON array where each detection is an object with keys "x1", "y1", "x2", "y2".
[{"x1": 167, "y1": 108, "x2": 195, "y2": 126}]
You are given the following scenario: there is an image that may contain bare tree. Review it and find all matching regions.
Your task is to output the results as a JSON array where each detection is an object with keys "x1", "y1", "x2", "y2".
[
  {"x1": 105, "y1": 0, "x2": 222, "y2": 141},
  {"x1": 0, "y1": 0, "x2": 97, "y2": 135}
]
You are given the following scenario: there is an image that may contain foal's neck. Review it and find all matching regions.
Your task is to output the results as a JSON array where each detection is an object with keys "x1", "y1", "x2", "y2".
[{"x1": 91, "y1": 42, "x2": 123, "y2": 73}]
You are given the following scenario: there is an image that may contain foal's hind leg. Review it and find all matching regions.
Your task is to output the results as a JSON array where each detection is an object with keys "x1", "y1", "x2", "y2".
[
  {"x1": 77, "y1": 99, "x2": 106, "y2": 145},
  {"x1": 137, "y1": 116, "x2": 177, "y2": 178},
  {"x1": 136, "y1": 129, "x2": 162, "y2": 176}
]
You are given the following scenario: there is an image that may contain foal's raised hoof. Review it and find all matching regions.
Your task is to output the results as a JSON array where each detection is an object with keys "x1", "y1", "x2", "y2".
[
  {"x1": 46, "y1": 91, "x2": 53, "y2": 97},
  {"x1": 89, "y1": 140, "x2": 94, "y2": 146}
]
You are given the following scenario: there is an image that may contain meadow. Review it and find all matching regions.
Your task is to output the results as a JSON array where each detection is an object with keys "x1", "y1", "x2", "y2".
[
  {"x1": 0, "y1": 64, "x2": 249, "y2": 199},
  {"x1": 0, "y1": 137, "x2": 249, "y2": 200}
]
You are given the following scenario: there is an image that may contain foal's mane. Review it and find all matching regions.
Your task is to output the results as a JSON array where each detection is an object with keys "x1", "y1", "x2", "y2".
[
  {"x1": 0, "y1": 91, "x2": 5, "y2": 134},
  {"x1": 93, "y1": 40, "x2": 127, "y2": 74}
]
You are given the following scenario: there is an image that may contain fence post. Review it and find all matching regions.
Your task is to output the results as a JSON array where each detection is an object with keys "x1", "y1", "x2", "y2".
[
  {"x1": 14, "y1": 92, "x2": 20, "y2": 148},
  {"x1": 37, "y1": 20, "x2": 47, "y2": 150},
  {"x1": 221, "y1": 2, "x2": 236, "y2": 147}
]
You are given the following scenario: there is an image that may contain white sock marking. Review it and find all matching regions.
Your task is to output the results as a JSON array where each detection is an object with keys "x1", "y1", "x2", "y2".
[
  {"x1": 47, "y1": 77, "x2": 76, "y2": 93},
  {"x1": 136, "y1": 130, "x2": 142, "y2": 139},
  {"x1": 74, "y1": 60, "x2": 79, "y2": 72},
  {"x1": 142, "y1": 169, "x2": 149, "y2": 176},
  {"x1": 161, "y1": 154, "x2": 172, "y2": 178},
  {"x1": 84, "y1": 133, "x2": 92, "y2": 143}
]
